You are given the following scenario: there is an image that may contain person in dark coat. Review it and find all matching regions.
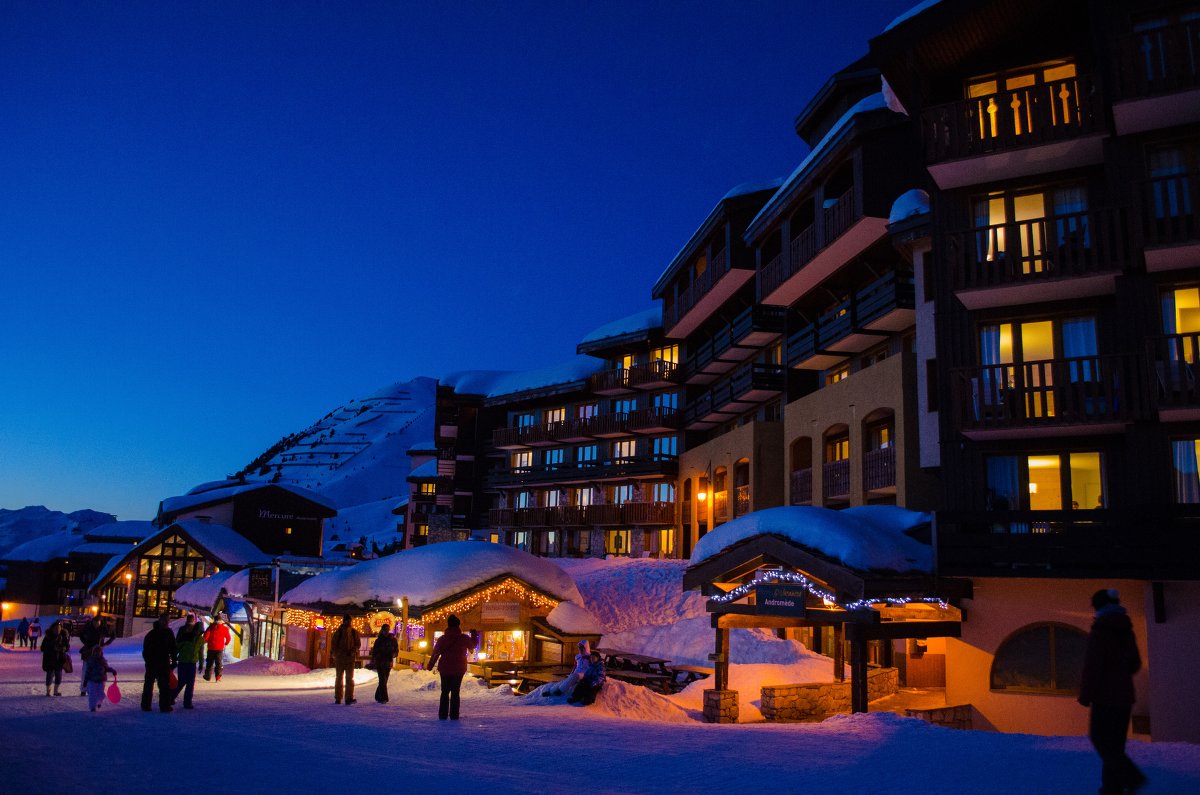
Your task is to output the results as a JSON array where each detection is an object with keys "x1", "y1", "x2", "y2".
[
  {"x1": 567, "y1": 650, "x2": 606, "y2": 706},
  {"x1": 17, "y1": 617, "x2": 30, "y2": 648},
  {"x1": 141, "y1": 615, "x2": 178, "y2": 713},
  {"x1": 371, "y1": 623, "x2": 399, "y2": 704},
  {"x1": 172, "y1": 614, "x2": 205, "y2": 709},
  {"x1": 40, "y1": 621, "x2": 70, "y2": 696},
  {"x1": 330, "y1": 614, "x2": 361, "y2": 705},
  {"x1": 425, "y1": 614, "x2": 478, "y2": 720},
  {"x1": 76, "y1": 616, "x2": 111, "y2": 696},
  {"x1": 1079, "y1": 588, "x2": 1146, "y2": 795}
]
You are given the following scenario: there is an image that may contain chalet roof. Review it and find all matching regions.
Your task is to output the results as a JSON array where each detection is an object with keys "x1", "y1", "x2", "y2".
[
  {"x1": 159, "y1": 483, "x2": 337, "y2": 522},
  {"x1": 792, "y1": 55, "x2": 880, "y2": 145},
  {"x1": 90, "y1": 520, "x2": 272, "y2": 593},
  {"x1": 576, "y1": 306, "x2": 663, "y2": 355},
  {"x1": 83, "y1": 520, "x2": 157, "y2": 543}
]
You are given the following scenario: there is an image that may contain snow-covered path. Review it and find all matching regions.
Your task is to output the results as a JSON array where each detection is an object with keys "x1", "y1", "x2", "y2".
[{"x1": 3, "y1": 642, "x2": 1199, "y2": 794}]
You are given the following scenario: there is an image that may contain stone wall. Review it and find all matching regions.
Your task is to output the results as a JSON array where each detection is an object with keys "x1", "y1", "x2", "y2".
[
  {"x1": 703, "y1": 689, "x2": 739, "y2": 724},
  {"x1": 760, "y1": 667, "x2": 899, "y2": 722},
  {"x1": 906, "y1": 704, "x2": 972, "y2": 730}
]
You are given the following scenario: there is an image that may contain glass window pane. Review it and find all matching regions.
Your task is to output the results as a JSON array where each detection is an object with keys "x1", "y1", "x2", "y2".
[
  {"x1": 1069, "y1": 452, "x2": 1104, "y2": 510},
  {"x1": 1027, "y1": 455, "x2": 1062, "y2": 510},
  {"x1": 1053, "y1": 626, "x2": 1087, "y2": 691},
  {"x1": 991, "y1": 625, "x2": 1052, "y2": 689},
  {"x1": 1172, "y1": 440, "x2": 1200, "y2": 503}
]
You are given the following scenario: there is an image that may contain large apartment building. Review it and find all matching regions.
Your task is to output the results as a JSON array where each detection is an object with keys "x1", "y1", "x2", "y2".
[{"x1": 872, "y1": 0, "x2": 1200, "y2": 741}]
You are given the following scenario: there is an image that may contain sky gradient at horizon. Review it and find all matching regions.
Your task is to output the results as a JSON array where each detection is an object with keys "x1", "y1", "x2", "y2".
[{"x1": 0, "y1": 0, "x2": 916, "y2": 520}]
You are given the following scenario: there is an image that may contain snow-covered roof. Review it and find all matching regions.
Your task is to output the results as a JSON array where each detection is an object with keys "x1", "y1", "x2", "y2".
[
  {"x1": 690, "y1": 505, "x2": 932, "y2": 574},
  {"x1": 160, "y1": 482, "x2": 337, "y2": 518},
  {"x1": 407, "y1": 459, "x2": 439, "y2": 479},
  {"x1": 3, "y1": 531, "x2": 85, "y2": 562},
  {"x1": 544, "y1": 600, "x2": 602, "y2": 635},
  {"x1": 482, "y1": 356, "x2": 605, "y2": 400},
  {"x1": 889, "y1": 189, "x2": 930, "y2": 224},
  {"x1": 72, "y1": 541, "x2": 140, "y2": 557},
  {"x1": 92, "y1": 520, "x2": 272, "y2": 590},
  {"x1": 406, "y1": 441, "x2": 437, "y2": 454},
  {"x1": 440, "y1": 370, "x2": 514, "y2": 396},
  {"x1": 578, "y1": 306, "x2": 662, "y2": 346},
  {"x1": 185, "y1": 479, "x2": 242, "y2": 496},
  {"x1": 723, "y1": 179, "x2": 785, "y2": 200},
  {"x1": 745, "y1": 93, "x2": 891, "y2": 240},
  {"x1": 173, "y1": 571, "x2": 238, "y2": 610},
  {"x1": 885, "y1": 0, "x2": 943, "y2": 31},
  {"x1": 281, "y1": 540, "x2": 585, "y2": 609},
  {"x1": 83, "y1": 520, "x2": 157, "y2": 542}
]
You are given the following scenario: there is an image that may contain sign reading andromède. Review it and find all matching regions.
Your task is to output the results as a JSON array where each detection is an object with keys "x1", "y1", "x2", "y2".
[{"x1": 755, "y1": 582, "x2": 809, "y2": 616}]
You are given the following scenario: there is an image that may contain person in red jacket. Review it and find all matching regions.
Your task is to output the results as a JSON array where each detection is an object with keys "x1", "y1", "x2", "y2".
[
  {"x1": 203, "y1": 616, "x2": 232, "y2": 682},
  {"x1": 426, "y1": 614, "x2": 478, "y2": 720},
  {"x1": 1079, "y1": 588, "x2": 1146, "y2": 795}
]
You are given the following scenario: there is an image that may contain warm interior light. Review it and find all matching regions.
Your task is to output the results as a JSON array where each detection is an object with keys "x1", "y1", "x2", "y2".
[
  {"x1": 418, "y1": 640, "x2": 428, "y2": 649},
  {"x1": 477, "y1": 651, "x2": 488, "y2": 661},
  {"x1": 1028, "y1": 483, "x2": 1038, "y2": 494},
  {"x1": 697, "y1": 491, "x2": 707, "y2": 501},
  {"x1": 285, "y1": 527, "x2": 292, "y2": 535},
  {"x1": 511, "y1": 630, "x2": 522, "y2": 640},
  {"x1": 91, "y1": 606, "x2": 99, "y2": 614},
  {"x1": 124, "y1": 573, "x2": 132, "y2": 582}
]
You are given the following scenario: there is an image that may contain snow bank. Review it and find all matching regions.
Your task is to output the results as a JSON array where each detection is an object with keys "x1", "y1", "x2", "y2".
[
  {"x1": 545, "y1": 600, "x2": 602, "y2": 635},
  {"x1": 601, "y1": 615, "x2": 826, "y2": 669},
  {"x1": 222, "y1": 656, "x2": 310, "y2": 676},
  {"x1": 889, "y1": 189, "x2": 929, "y2": 224},
  {"x1": 557, "y1": 558, "x2": 706, "y2": 634},
  {"x1": 689, "y1": 505, "x2": 932, "y2": 573}
]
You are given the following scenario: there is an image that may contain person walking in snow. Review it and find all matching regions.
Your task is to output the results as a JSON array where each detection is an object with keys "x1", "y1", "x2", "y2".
[
  {"x1": 567, "y1": 650, "x2": 606, "y2": 706},
  {"x1": 76, "y1": 615, "x2": 112, "y2": 696},
  {"x1": 40, "y1": 620, "x2": 70, "y2": 696},
  {"x1": 172, "y1": 614, "x2": 204, "y2": 709},
  {"x1": 83, "y1": 645, "x2": 117, "y2": 713},
  {"x1": 29, "y1": 617, "x2": 42, "y2": 649},
  {"x1": 17, "y1": 617, "x2": 29, "y2": 648},
  {"x1": 202, "y1": 615, "x2": 231, "y2": 682},
  {"x1": 1079, "y1": 588, "x2": 1146, "y2": 794},
  {"x1": 543, "y1": 639, "x2": 591, "y2": 698},
  {"x1": 331, "y1": 613, "x2": 361, "y2": 705},
  {"x1": 141, "y1": 615, "x2": 177, "y2": 713},
  {"x1": 371, "y1": 623, "x2": 399, "y2": 704},
  {"x1": 425, "y1": 614, "x2": 477, "y2": 720}
]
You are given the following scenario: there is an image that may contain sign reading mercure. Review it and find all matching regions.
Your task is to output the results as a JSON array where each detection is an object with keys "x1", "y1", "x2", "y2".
[{"x1": 755, "y1": 582, "x2": 808, "y2": 616}]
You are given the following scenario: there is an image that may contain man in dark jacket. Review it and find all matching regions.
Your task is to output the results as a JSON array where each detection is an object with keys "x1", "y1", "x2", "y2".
[
  {"x1": 426, "y1": 614, "x2": 478, "y2": 720},
  {"x1": 142, "y1": 615, "x2": 178, "y2": 713},
  {"x1": 330, "y1": 614, "x2": 361, "y2": 705},
  {"x1": 1079, "y1": 588, "x2": 1146, "y2": 794},
  {"x1": 76, "y1": 616, "x2": 112, "y2": 696},
  {"x1": 371, "y1": 623, "x2": 399, "y2": 703}
]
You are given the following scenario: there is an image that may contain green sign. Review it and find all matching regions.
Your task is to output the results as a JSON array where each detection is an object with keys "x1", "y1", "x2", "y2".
[{"x1": 756, "y1": 583, "x2": 808, "y2": 616}]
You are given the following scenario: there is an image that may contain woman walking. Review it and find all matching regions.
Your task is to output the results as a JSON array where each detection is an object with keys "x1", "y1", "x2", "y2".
[
  {"x1": 371, "y1": 623, "x2": 399, "y2": 703},
  {"x1": 40, "y1": 621, "x2": 70, "y2": 696},
  {"x1": 83, "y1": 646, "x2": 117, "y2": 712}
]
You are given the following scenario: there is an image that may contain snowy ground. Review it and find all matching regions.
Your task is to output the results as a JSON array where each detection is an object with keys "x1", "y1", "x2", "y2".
[{"x1": 3, "y1": 639, "x2": 1200, "y2": 794}]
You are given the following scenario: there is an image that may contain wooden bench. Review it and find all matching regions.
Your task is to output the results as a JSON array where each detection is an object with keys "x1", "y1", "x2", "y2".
[
  {"x1": 515, "y1": 670, "x2": 564, "y2": 694},
  {"x1": 395, "y1": 650, "x2": 430, "y2": 670},
  {"x1": 606, "y1": 669, "x2": 673, "y2": 693}
]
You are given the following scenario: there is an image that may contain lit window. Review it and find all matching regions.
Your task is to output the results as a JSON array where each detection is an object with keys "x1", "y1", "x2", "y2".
[
  {"x1": 653, "y1": 345, "x2": 679, "y2": 365},
  {"x1": 825, "y1": 364, "x2": 850, "y2": 386}
]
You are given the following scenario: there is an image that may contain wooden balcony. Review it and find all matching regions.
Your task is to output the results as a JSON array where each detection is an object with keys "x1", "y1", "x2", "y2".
[
  {"x1": 936, "y1": 509, "x2": 1200, "y2": 579},
  {"x1": 627, "y1": 359, "x2": 681, "y2": 390},
  {"x1": 729, "y1": 304, "x2": 787, "y2": 352},
  {"x1": 622, "y1": 501, "x2": 675, "y2": 526},
  {"x1": 946, "y1": 207, "x2": 1135, "y2": 310},
  {"x1": 1151, "y1": 334, "x2": 1200, "y2": 419},
  {"x1": 788, "y1": 270, "x2": 915, "y2": 369},
  {"x1": 489, "y1": 508, "x2": 515, "y2": 528},
  {"x1": 921, "y1": 73, "x2": 1105, "y2": 188},
  {"x1": 683, "y1": 363, "x2": 786, "y2": 429},
  {"x1": 590, "y1": 368, "x2": 635, "y2": 396},
  {"x1": 790, "y1": 468, "x2": 813, "y2": 505},
  {"x1": 663, "y1": 248, "x2": 755, "y2": 339},
  {"x1": 863, "y1": 447, "x2": 896, "y2": 493},
  {"x1": 485, "y1": 455, "x2": 677, "y2": 488},
  {"x1": 760, "y1": 187, "x2": 889, "y2": 307},
  {"x1": 627, "y1": 406, "x2": 680, "y2": 435},
  {"x1": 951, "y1": 353, "x2": 1149, "y2": 439},
  {"x1": 1115, "y1": 19, "x2": 1200, "y2": 134},
  {"x1": 1142, "y1": 172, "x2": 1200, "y2": 272},
  {"x1": 493, "y1": 426, "x2": 532, "y2": 450}
]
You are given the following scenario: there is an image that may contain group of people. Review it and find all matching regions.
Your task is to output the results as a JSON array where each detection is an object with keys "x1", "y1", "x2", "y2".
[
  {"x1": 14, "y1": 616, "x2": 42, "y2": 648},
  {"x1": 140, "y1": 613, "x2": 232, "y2": 712}
]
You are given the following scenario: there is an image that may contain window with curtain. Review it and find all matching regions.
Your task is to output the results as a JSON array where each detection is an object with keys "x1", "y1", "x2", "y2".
[{"x1": 1172, "y1": 439, "x2": 1200, "y2": 503}]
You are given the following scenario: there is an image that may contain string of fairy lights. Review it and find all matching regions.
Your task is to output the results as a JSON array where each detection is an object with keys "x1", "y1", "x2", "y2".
[
  {"x1": 708, "y1": 569, "x2": 947, "y2": 612},
  {"x1": 282, "y1": 578, "x2": 559, "y2": 630}
]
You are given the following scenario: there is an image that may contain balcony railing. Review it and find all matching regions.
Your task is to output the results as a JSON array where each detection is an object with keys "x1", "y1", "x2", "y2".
[
  {"x1": 590, "y1": 368, "x2": 633, "y2": 394},
  {"x1": 627, "y1": 405, "x2": 680, "y2": 433},
  {"x1": 936, "y1": 508, "x2": 1200, "y2": 578},
  {"x1": 713, "y1": 491, "x2": 729, "y2": 522},
  {"x1": 760, "y1": 191, "x2": 859, "y2": 300},
  {"x1": 786, "y1": 270, "x2": 913, "y2": 367},
  {"x1": 953, "y1": 353, "x2": 1148, "y2": 433},
  {"x1": 947, "y1": 207, "x2": 1133, "y2": 292},
  {"x1": 823, "y1": 459, "x2": 850, "y2": 501},
  {"x1": 824, "y1": 187, "x2": 858, "y2": 245},
  {"x1": 730, "y1": 304, "x2": 788, "y2": 346},
  {"x1": 1151, "y1": 333, "x2": 1200, "y2": 409},
  {"x1": 1120, "y1": 18, "x2": 1200, "y2": 99},
  {"x1": 1142, "y1": 172, "x2": 1199, "y2": 249},
  {"x1": 490, "y1": 503, "x2": 674, "y2": 529},
  {"x1": 486, "y1": 455, "x2": 677, "y2": 487},
  {"x1": 863, "y1": 447, "x2": 896, "y2": 492},
  {"x1": 622, "y1": 501, "x2": 675, "y2": 526},
  {"x1": 664, "y1": 248, "x2": 730, "y2": 330},
  {"x1": 921, "y1": 73, "x2": 1101, "y2": 163},
  {"x1": 733, "y1": 484, "x2": 751, "y2": 517},
  {"x1": 790, "y1": 468, "x2": 813, "y2": 505},
  {"x1": 627, "y1": 359, "x2": 681, "y2": 388}
]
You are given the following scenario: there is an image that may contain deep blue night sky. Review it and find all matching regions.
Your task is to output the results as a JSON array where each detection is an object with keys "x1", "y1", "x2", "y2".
[{"x1": 0, "y1": 1, "x2": 915, "y2": 520}]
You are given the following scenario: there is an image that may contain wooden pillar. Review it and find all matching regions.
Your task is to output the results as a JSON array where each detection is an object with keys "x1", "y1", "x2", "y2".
[
  {"x1": 714, "y1": 626, "x2": 730, "y2": 691},
  {"x1": 850, "y1": 637, "x2": 869, "y2": 713},
  {"x1": 832, "y1": 623, "x2": 845, "y2": 681},
  {"x1": 881, "y1": 638, "x2": 894, "y2": 669}
]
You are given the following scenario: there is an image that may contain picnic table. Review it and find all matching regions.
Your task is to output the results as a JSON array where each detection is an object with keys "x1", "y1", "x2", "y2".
[
  {"x1": 605, "y1": 668, "x2": 673, "y2": 693},
  {"x1": 594, "y1": 648, "x2": 671, "y2": 675},
  {"x1": 668, "y1": 664, "x2": 714, "y2": 690}
]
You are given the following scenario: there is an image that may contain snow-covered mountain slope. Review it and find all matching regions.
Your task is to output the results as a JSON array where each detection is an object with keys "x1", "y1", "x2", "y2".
[
  {"x1": 228, "y1": 376, "x2": 437, "y2": 540},
  {"x1": 0, "y1": 506, "x2": 117, "y2": 558}
]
